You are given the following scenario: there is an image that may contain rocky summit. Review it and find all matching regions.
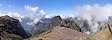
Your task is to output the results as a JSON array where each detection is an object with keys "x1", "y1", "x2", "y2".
[{"x1": 0, "y1": 15, "x2": 30, "y2": 40}]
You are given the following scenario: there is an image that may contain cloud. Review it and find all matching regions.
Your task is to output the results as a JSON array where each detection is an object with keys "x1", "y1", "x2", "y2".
[
  {"x1": 24, "y1": 5, "x2": 46, "y2": 26},
  {"x1": 25, "y1": 5, "x2": 39, "y2": 13},
  {"x1": 75, "y1": 4, "x2": 112, "y2": 21},
  {"x1": 0, "y1": 12, "x2": 25, "y2": 22},
  {"x1": 74, "y1": 4, "x2": 112, "y2": 34},
  {"x1": 0, "y1": 5, "x2": 46, "y2": 27},
  {"x1": 44, "y1": 4, "x2": 112, "y2": 21}
]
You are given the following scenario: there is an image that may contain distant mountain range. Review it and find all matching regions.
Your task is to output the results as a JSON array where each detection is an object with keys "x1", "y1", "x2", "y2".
[{"x1": 24, "y1": 15, "x2": 106, "y2": 36}]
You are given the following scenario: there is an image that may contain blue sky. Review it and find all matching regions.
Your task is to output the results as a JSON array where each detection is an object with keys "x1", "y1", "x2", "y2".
[{"x1": 0, "y1": 0, "x2": 112, "y2": 14}]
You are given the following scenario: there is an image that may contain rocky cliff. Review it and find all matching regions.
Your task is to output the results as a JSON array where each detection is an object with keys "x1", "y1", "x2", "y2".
[{"x1": 0, "y1": 15, "x2": 30, "y2": 40}]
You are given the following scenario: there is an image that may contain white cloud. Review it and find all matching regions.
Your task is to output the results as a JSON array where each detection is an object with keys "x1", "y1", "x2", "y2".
[
  {"x1": 25, "y1": 5, "x2": 39, "y2": 13},
  {"x1": 74, "y1": 4, "x2": 112, "y2": 34},
  {"x1": 75, "y1": 4, "x2": 112, "y2": 21},
  {"x1": 24, "y1": 5, "x2": 46, "y2": 26},
  {"x1": 0, "y1": 12, "x2": 25, "y2": 22},
  {"x1": 0, "y1": 5, "x2": 46, "y2": 27}
]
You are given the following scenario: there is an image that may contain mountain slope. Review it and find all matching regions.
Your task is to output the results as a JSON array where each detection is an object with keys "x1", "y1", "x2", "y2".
[
  {"x1": 91, "y1": 22, "x2": 112, "y2": 40},
  {"x1": 26, "y1": 15, "x2": 62, "y2": 36},
  {"x1": 30, "y1": 25, "x2": 87, "y2": 40},
  {"x1": 0, "y1": 15, "x2": 31, "y2": 40},
  {"x1": 83, "y1": 18, "x2": 112, "y2": 40}
]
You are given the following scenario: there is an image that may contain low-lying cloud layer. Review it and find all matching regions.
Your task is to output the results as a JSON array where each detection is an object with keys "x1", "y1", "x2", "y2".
[
  {"x1": 75, "y1": 4, "x2": 112, "y2": 21},
  {"x1": 74, "y1": 4, "x2": 112, "y2": 34}
]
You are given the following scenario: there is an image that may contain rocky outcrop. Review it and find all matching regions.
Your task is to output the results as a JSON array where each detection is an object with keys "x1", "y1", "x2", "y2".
[
  {"x1": 61, "y1": 19, "x2": 81, "y2": 32},
  {"x1": 29, "y1": 15, "x2": 62, "y2": 36},
  {"x1": 0, "y1": 15, "x2": 30, "y2": 40}
]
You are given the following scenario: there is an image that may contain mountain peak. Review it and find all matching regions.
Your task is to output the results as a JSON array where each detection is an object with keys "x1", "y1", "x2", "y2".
[
  {"x1": 52, "y1": 15, "x2": 62, "y2": 20},
  {"x1": 0, "y1": 15, "x2": 31, "y2": 40}
]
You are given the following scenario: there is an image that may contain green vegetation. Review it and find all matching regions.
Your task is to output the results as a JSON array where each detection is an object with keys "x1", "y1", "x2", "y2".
[
  {"x1": 85, "y1": 37, "x2": 92, "y2": 40},
  {"x1": 12, "y1": 37, "x2": 23, "y2": 40}
]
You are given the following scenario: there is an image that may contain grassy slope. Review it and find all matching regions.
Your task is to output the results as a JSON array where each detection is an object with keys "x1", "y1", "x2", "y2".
[
  {"x1": 91, "y1": 24, "x2": 112, "y2": 40},
  {"x1": 84, "y1": 24, "x2": 112, "y2": 40}
]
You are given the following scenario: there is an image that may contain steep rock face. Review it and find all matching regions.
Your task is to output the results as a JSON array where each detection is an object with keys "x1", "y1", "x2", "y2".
[
  {"x1": 50, "y1": 15, "x2": 62, "y2": 26},
  {"x1": 29, "y1": 15, "x2": 62, "y2": 36},
  {"x1": 0, "y1": 15, "x2": 30, "y2": 40}
]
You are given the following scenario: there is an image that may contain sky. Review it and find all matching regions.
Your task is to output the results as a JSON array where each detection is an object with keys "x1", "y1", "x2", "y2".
[{"x1": 0, "y1": 0, "x2": 112, "y2": 14}]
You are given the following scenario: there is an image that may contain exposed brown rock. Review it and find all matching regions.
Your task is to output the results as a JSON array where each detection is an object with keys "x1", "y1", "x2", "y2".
[{"x1": 30, "y1": 26, "x2": 87, "y2": 40}]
